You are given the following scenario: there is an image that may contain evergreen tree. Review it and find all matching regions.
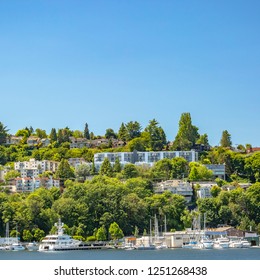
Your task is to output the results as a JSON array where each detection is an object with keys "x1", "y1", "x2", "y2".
[
  {"x1": 84, "y1": 123, "x2": 90, "y2": 139},
  {"x1": 50, "y1": 128, "x2": 58, "y2": 143},
  {"x1": 196, "y1": 133, "x2": 209, "y2": 146},
  {"x1": 125, "y1": 121, "x2": 142, "y2": 140},
  {"x1": 99, "y1": 158, "x2": 113, "y2": 177},
  {"x1": 172, "y1": 113, "x2": 199, "y2": 150},
  {"x1": 57, "y1": 128, "x2": 71, "y2": 143},
  {"x1": 118, "y1": 123, "x2": 128, "y2": 141},
  {"x1": 90, "y1": 159, "x2": 96, "y2": 175},
  {"x1": 144, "y1": 119, "x2": 167, "y2": 151},
  {"x1": 220, "y1": 130, "x2": 232, "y2": 148},
  {"x1": 113, "y1": 157, "x2": 122, "y2": 173},
  {"x1": 55, "y1": 159, "x2": 75, "y2": 186}
]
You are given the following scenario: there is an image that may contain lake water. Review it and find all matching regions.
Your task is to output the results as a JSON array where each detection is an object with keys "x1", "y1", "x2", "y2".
[{"x1": 0, "y1": 248, "x2": 260, "y2": 260}]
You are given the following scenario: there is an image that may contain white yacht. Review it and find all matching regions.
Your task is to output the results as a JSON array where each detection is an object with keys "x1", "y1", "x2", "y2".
[
  {"x1": 38, "y1": 219, "x2": 82, "y2": 252},
  {"x1": 229, "y1": 237, "x2": 243, "y2": 248},
  {"x1": 214, "y1": 237, "x2": 230, "y2": 249},
  {"x1": 198, "y1": 236, "x2": 214, "y2": 249},
  {"x1": 26, "y1": 242, "x2": 39, "y2": 251},
  {"x1": 240, "y1": 239, "x2": 251, "y2": 248}
]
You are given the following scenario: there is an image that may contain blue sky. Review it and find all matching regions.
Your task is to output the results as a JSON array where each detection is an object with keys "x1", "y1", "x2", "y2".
[{"x1": 1, "y1": 0, "x2": 259, "y2": 146}]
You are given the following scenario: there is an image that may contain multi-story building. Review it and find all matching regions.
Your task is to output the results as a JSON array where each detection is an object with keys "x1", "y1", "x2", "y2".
[
  {"x1": 15, "y1": 176, "x2": 60, "y2": 192},
  {"x1": 69, "y1": 137, "x2": 92, "y2": 149},
  {"x1": 5, "y1": 136, "x2": 23, "y2": 145},
  {"x1": 94, "y1": 150, "x2": 198, "y2": 170},
  {"x1": 154, "y1": 180, "x2": 193, "y2": 202},
  {"x1": 204, "y1": 164, "x2": 225, "y2": 180},
  {"x1": 14, "y1": 158, "x2": 59, "y2": 178}
]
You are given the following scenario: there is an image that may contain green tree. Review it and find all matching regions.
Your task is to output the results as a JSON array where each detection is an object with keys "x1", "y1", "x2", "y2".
[
  {"x1": 118, "y1": 123, "x2": 128, "y2": 141},
  {"x1": 84, "y1": 123, "x2": 90, "y2": 139},
  {"x1": 113, "y1": 157, "x2": 122, "y2": 173},
  {"x1": 75, "y1": 164, "x2": 91, "y2": 182},
  {"x1": 4, "y1": 170, "x2": 20, "y2": 183},
  {"x1": 220, "y1": 130, "x2": 232, "y2": 148},
  {"x1": 172, "y1": 113, "x2": 199, "y2": 150},
  {"x1": 188, "y1": 163, "x2": 213, "y2": 181},
  {"x1": 150, "y1": 158, "x2": 172, "y2": 181},
  {"x1": 126, "y1": 136, "x2": 147, "y2": 151},
  {"x1": 109, "y1": 222, "x2": 124, "y2": 240},
  {"x1": 35, "y1": 128, "x2": 47, "y2": 139},
  {"x1": 49, "y1": 128, "x2": 57, "y2": 143},
  {"x1": 96, "y1": 225, "x2": 107, "y2": 241},
  {"x1": 196, "y1": 133, "x2": 209, "y2": 146},
  {"x1": 105, "y1": 128, "x2": 117, "y2": 139},
  {"x1": 34, "y1": 228, "x2": 46, "y2": 241},
  {"x1": 0, "y1": 122, "x2": 8, "y2": 144},
  {"x1": 144, "y1": 119, "x2": 167, "y2": 151},
  {"x1": 210, "y1": 185, "x2": 222, "y2": 197},
  {"x1": 171, "y1": 157, "x2": 189, "y2": 179},
  {"x1": 125, "y1": 121, "x2": 142, "y2": 141},
  {"x1": 22, "y1": 229, "x2": 33, "y2": 242},
  {"x1": 99, "y1": 158, "x2": 113, "y2": 177},
  {"x1": 73, "y1": 130, "x2": 83, "y2": 138},
  {"x1": 55, "y1": 159, "x2": 75, "y2": 186},
  {"x1": 245, "y1": 152, "x2": 260, "y2": 182},
  {"x1": 57, "y1": 127, "x2": 71, "y2": 144},
  {"x1": 122, "y1": 164, "x2": 139, "y2": 179}
]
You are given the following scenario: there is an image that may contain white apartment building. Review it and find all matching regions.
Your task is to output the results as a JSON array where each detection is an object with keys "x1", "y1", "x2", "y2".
[
  {"x1": 94, "y1": 150, "x2": 198, "y2": 170},
  {"x1": 14, "y1": 158, "x2": 59, "y2": 178},
  {"x1": 15, "y1": 177, "x2": 60, "y2": 192},
  {"x1": 154, "y1": 180, "x2": 193, "y2": 202}
]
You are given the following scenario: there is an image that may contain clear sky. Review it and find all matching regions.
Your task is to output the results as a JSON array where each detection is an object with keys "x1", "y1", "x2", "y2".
[{"x1": 1, "y1": 0, "x2": 259, "y2": 146}]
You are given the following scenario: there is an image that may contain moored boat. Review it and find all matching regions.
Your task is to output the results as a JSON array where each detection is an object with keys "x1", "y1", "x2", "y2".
[
  {"x1": 26, "y1": 242, "x2": 39, "y2": 251},
  {"x1": 213, "y1": 237, "x2": 230, "y2": 249},
  {"x1": 38, "y1": 219, "x2": 82, "y2": 252},
  {"x1": 198, "y1": 236, "x2": 214, "y2": 249}
]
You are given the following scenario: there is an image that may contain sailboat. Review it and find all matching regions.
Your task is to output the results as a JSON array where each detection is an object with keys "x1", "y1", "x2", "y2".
[
  {"x1": 5, "y1": 222, "x2": 25, "y2": 251},
  {"x1": 135, "y1": 219, "x2": 156, "y2": 250},
  {"x1": 155, "y1": 215, "x2": 168, "y2": 249},
  {"x1": 197, "y1": 213, "x2": 214, "y2": 249}
]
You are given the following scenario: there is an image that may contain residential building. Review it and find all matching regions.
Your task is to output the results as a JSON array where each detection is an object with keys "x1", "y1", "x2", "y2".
[
  {"x1": 154, "y1": 180, "x2": 193, "y2": 202},
  {"x1": 204, "y1": 164, "x2": 226, "y2": 179},
  {"x1": 27, "y1": 136, "x2": 41, "y2": 146},
  {"x1": 15, "y1": 176, "x2": 60, "y2": 192},
  {"x1": 94, "y1": 150, "x2": 198, "y2": 170},
  {"x1": 14, "y1": 158, "x2": 59, "y2": 178},
  {"x1": 69, "y1": 137, "x2": 92, "y2": 149},
  {"x1": 246, "y1": 147, "x2": 260, "y2": 154},
  {"x1": 5, "y1": 136, "x2": 23, "y2": 145},
  {"x1": 40, "y1": 138, "x2": 51, "y2": 147}
]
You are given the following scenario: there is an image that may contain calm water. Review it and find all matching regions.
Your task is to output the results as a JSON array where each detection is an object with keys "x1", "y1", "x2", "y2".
[{"x1": 0, "y1": 248, "x2": 260, "y2": 260}]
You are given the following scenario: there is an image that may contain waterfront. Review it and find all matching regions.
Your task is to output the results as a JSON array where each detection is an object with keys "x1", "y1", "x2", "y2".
[{"x1": 0, "y1": 247, "x2": 260, "y2": 260}]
